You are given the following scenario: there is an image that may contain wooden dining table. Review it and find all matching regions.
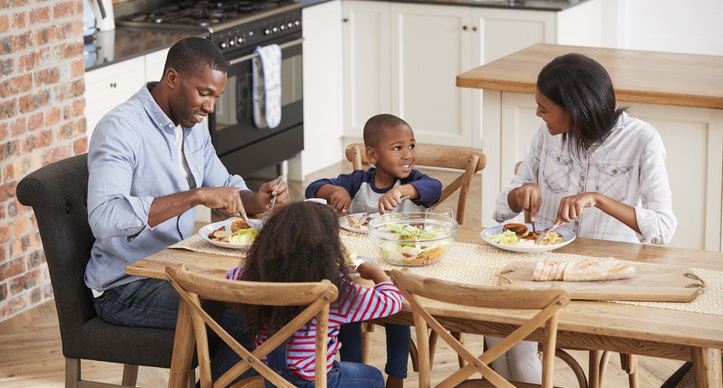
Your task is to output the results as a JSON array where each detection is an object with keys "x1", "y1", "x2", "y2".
[{"x1": 127, "y1": 224, "x2": 723, "y2": 387}]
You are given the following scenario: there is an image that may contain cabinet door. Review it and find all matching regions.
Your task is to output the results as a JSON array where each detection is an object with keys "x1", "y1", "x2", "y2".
[
  {"x1": 300, "y1": 1, "x2": 345, "y2": 178},
  {"x1": 84, "y1": 56, "x2": 145, "y2": 139},
  {"x1": 627, "y1": 102, "x2": 723, "y2": 251},
  {"x1": 342, "y1": 0, "x2": 391, "y2": 138},
  {"x1": 390, "y1": 3, "x2": 473, "y2": 147},
  {"x1": 144, "y1": 48, "x2": 170, "y2": 82},
  {"x1": 471, "y1": 8, "x2": 555, "y2": 65}
]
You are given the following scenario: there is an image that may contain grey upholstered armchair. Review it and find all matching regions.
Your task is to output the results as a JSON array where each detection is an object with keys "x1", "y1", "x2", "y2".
[{"x1": 16, "y1": 153, "x2": 191, "y2": 387}]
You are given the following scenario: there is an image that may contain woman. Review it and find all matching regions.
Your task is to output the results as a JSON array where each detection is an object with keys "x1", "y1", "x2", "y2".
[{"x1": 489, "y1": 52, "x2": 677, "y2": 383}]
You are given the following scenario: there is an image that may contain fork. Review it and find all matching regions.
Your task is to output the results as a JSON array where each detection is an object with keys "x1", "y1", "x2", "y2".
[
  {"x1": 536, "y1": 221, "x2": 565, "y2": 244},
  {"x1": 262, "y1": 175, "x2": 285, "y2": 222}
]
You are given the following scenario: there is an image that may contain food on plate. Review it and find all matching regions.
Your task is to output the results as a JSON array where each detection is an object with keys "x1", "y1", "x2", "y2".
[
  {"x1": 503, "y1": 222, "x2": 530, "y2": 237},
  {"x1": 489, "y1": 226, "x2": 563, "y2": 246},
  {"x1": 344, "y1": 214, "x2": 370, "y2": 229},
  {"x1": 374, "y1": 223, "x2": 452, "y2": 266},
  {"x1": 532, "y1": 257, "x2": 636, "y2": 282},
  {"x1": 231, "y1": 219, "x2": 252, "y2": 232},
  {"x1": 208, "y1": 221, "x2": 259, "y2": 245}
]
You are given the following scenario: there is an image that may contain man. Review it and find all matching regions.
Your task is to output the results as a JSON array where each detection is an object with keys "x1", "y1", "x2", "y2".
[{"x1": 86, "y1": 37, "x2": 288, "y2": 379}]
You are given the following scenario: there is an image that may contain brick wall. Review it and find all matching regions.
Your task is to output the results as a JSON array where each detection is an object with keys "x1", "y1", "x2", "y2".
[{"x1": 0, "y1": 0, "x2": 86, "y2": 322}]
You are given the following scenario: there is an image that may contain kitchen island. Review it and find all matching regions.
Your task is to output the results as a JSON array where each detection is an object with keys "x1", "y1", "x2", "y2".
[{"x1": 457, "y1": 43, "x2": 723, "y2": 252}]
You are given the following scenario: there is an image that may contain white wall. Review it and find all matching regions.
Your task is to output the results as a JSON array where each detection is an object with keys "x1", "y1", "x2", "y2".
[{"x1": 609, "y1": 0, "x2": 723, "y2": 56}]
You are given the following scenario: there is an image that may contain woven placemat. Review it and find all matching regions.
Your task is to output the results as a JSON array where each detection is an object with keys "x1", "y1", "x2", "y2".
[
  {"x1": 170, "y1": 234, "x2": 246, "y2": 258},
  {"x1": 339, "y1": 231, "x2": 723, "y2": 317}
]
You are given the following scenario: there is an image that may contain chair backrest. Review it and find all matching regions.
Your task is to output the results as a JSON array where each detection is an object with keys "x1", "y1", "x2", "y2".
[
  {"x1": 344, "y1": 143, "x2": 486, "y2": 225},
  {"x1": 16, "y1": 153, "x2": 95, "y2": 358},
  {"x1": 166, "y1": 266, "x2": 340, "y2": 388},
  {"x1": 514, "y1": 161, "x2": 533, "y2": 223},
  {"x1": 390, "y1": 270, "x2": 570, "y2": 388}
]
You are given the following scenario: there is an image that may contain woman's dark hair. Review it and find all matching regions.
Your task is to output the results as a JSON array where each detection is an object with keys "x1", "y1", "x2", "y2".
[
  {"x1": 163, "y1": 37, "x2": 227, "y2": 79},
  {"x1": 537, "y1": 53, "x2": 626, "y2": 150},
  {"x1": 239, "y1": 201, "x2": 354, "y2": 335}
]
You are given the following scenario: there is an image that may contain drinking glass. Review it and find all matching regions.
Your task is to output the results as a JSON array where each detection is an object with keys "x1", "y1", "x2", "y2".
[{"x1": 426, "y1": 206, "x2": 454, "y2": 221}]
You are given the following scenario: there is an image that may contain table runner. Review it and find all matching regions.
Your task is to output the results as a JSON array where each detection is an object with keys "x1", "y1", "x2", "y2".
[{"x1": 170, "y1": 231, "x2": 723, "y2": 316}]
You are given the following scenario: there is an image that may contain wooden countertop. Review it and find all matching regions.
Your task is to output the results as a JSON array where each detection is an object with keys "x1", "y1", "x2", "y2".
[{"x1": 456, "y1": 43, "x2": 723, "y2": 110}]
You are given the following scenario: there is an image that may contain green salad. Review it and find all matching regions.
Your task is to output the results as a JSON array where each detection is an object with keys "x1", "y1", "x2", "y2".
[
  {"x1": 227, "y1": 227, "x2": 259, "y2": 245},
  {"x1": 375, "y1": 223, "x2": 452, "y2": 266}
]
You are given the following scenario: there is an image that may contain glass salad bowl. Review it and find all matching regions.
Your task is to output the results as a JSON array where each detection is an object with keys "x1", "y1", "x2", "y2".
[{"x1": 367, "y1": 212, "x2": 457, "y2": 266}]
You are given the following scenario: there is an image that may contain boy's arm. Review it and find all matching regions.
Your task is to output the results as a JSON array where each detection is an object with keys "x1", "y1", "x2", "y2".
[{"x1": 407, "y1": 170, "x2": 443, "y2": 207}]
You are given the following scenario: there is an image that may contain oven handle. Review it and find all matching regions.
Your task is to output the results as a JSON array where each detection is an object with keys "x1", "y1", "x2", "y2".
[{"x1": 228, "y1": 37, "x2": 305, "y2": 66}]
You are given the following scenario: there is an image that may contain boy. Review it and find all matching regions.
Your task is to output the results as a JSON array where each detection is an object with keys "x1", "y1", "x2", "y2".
[{"x1": 305, "y1": 113, "x2": 442, "y2": 388}]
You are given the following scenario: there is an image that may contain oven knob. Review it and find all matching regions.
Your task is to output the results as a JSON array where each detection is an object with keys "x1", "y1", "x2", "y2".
[
  {"x1": 287, "y1": 22, "x2": 293, "y2": 28},
  {"x1": 280, "y1": 24, "x2": 286, "y2": 31},
  {"x1": 236, "y1": 37, "x2": 244, "y2": 44},
  {"x1": 272, "y1": 26, "x2": 278, "y2": 33},
  {"x1": 228, "y1": 39, "x2": 235, "y2": 47},
  {"x1": 294, "y1": 20, "x2": 300, "y2": 26},
  {"x1": 220, "y1": 42, "x2": 227, "y2": 49},
  {"x1": 264, "y1": 28, "x2": 271, "y2": 35}
]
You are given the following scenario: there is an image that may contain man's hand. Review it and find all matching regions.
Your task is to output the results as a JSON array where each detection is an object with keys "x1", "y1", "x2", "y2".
[
  {"x1": 258, "y1": 176, "x2": 289, "y2": 210},
  {"x1": 197, "y1": 186, "x2": 246, "y2": 218}
]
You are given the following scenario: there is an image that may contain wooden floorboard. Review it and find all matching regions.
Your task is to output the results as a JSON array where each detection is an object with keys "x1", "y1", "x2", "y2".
[{"x1": 0, "y1": 161, "x2": 684, "y2": 387}]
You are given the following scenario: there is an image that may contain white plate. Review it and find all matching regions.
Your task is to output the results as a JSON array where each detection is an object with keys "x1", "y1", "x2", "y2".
[
  {"x1": 339, "y1": 213, "x2": 380, "y2": 233},
  {"x1": 480, "y1": 224, "x2": 576, "y2": 254},
  {"x1": 199, "y1": 218, "x2": 263, "y2": 250}
]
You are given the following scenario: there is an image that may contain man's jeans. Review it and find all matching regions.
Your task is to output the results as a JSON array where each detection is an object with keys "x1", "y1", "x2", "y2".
[{"x1": 93, "y1": 278, "x2": 253, "y2": 382}]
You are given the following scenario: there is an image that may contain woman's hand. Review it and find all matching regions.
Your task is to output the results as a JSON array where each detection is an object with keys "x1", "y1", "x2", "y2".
[
  {"x1": 555, "y1": 192, "x2": 598, "y2": 224},
  {"x1": 509, "y1": 182, "x2": 542, "y2": 221}
]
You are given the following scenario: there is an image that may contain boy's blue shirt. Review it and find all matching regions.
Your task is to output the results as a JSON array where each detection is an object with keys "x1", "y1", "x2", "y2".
[{"x1": 304, "y1": 167, "x2": 442, "y2": 213}]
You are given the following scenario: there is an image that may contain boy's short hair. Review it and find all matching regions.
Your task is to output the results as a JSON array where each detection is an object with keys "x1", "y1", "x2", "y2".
[{"x1": 363, "y1": 114, "x2": 411, "y2": 148}]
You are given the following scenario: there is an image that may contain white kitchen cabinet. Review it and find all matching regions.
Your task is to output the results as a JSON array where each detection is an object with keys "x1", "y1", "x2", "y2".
[
  {"x1": 84, "y1": 48, "x2": 171, "y2": 140},
  {"x1": 390, "y1": 2, "x2": 475, "y2": 147},
  {"x1": 342, "y1": 0, "x2": 391, "y2": 138},
  {"x1": 483, "y1": 91, "x2": 723, "y2": 251},
  {"x1": 294, "y1": 0, "x2": 345, "y2": 179},
  {"x1": 84, "y1": 56, "x2": 145, "y2": 139},
  {"x1": 341, "y1": 0, "x2": 601, "y2": 148},
  {"x1": 144, "y1": 48, "x2": 170, "y2": 82}
]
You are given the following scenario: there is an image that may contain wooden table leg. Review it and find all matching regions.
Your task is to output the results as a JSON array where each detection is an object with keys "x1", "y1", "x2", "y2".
[
  {"x1": 588, "y1": 350, "x2": 603, "y2": 388},
  {"x1": 692, "y1": 347, "x2": 722, "y2": 388},
  {"x1": 168, "y1": 299, "x2": 195, "y2": 388}
]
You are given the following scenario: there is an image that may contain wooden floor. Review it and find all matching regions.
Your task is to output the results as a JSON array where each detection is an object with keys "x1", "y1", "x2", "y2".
[{"x1": 0, "y1": 161, "x2": 685, "y2": 387}]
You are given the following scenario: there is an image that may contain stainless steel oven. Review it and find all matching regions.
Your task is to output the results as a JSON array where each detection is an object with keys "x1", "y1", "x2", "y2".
[
  {"x1": 116, "y1": 1, "x2": 304, "y2": 176},
  {"x1": 210, "y1": 8, "x2": 303, "y2": 176}
]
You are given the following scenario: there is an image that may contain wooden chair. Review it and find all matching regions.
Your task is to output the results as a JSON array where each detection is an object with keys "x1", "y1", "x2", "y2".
[
  {"x1": 344, "y1": 143, "x2": 486, "y2": 225},
  {"x1": 346, "y1": 143, "x2": 486, "y2": 368},
  {"x1": 16, "y1": 153, "x2": 194, "y2": 388},
  {"x1": 513, "y1": 160, "x2": 636, "y2": 388},
  {"x1": 165, "y1": 266, "x2": 339, "y2": 388},
  {"x1": 390, "y1": 270, "x2": 570, "y2": 387}
]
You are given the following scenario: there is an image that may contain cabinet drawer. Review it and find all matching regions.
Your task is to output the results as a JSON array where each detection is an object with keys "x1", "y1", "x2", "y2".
[{"x1": 85, "y1": 56, "x2": 145, "y2": 117}]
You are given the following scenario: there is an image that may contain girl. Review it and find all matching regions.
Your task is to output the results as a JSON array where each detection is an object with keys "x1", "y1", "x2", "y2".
[
  {"x1": 490, "y1": 53, "x2": 677, "y2": 383},
  {"x1": 226, "y1": 201, "x2": 403, "y2": 387}
]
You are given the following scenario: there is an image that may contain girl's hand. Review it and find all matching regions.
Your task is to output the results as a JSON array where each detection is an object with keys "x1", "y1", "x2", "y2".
[
  {"x1": 356, "y1": 262, "x2": 391, "y2": 283},
  {"x1": 510, "y1": 182, "x2": 542, "y2": 221}
]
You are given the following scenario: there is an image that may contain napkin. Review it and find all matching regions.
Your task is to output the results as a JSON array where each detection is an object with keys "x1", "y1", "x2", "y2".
[{"x1": 252, "y1": 44, "x2": 282, "y2": 129}]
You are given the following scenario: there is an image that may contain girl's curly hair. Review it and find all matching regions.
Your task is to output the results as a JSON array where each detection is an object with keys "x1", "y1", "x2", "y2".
[{"x1": 238, "y1": 201, "x2": 355, "y2": 336}]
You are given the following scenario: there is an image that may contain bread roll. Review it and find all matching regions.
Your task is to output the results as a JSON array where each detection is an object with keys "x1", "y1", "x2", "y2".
[{"x1": 231, "y1": 219, "x2": 251, "y2": 233}]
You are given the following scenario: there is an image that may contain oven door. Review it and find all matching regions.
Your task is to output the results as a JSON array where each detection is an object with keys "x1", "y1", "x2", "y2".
[{"x1": 210, "y1": 32, "x2": 303, "y2": 176}]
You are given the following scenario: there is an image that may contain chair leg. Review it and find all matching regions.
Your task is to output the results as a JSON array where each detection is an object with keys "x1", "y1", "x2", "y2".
[
  {"x1": 620, "y1": 353, "x2": 639, "y2": 388},
  {"x1": 362, "y1": 322, "x2": 376, "y2": 364},
  {"x1": 555, "y1": 349, "x2": 588, "y2": 388},
  {"x1": 452, "y1": 331, "x2": 465, "y2": 368},
  {"x1": 588, "y1": 350, "x2": 603, "y2": 388},
  {"x1": 66, "y1": 358, "x2": 81, "y2": 388},
  {"x1": 122, "y1": 364, "x2": 139, "y2": 387},
  {"x1": 409, "y1": 338, "x2": 420, "y2": 372}
]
